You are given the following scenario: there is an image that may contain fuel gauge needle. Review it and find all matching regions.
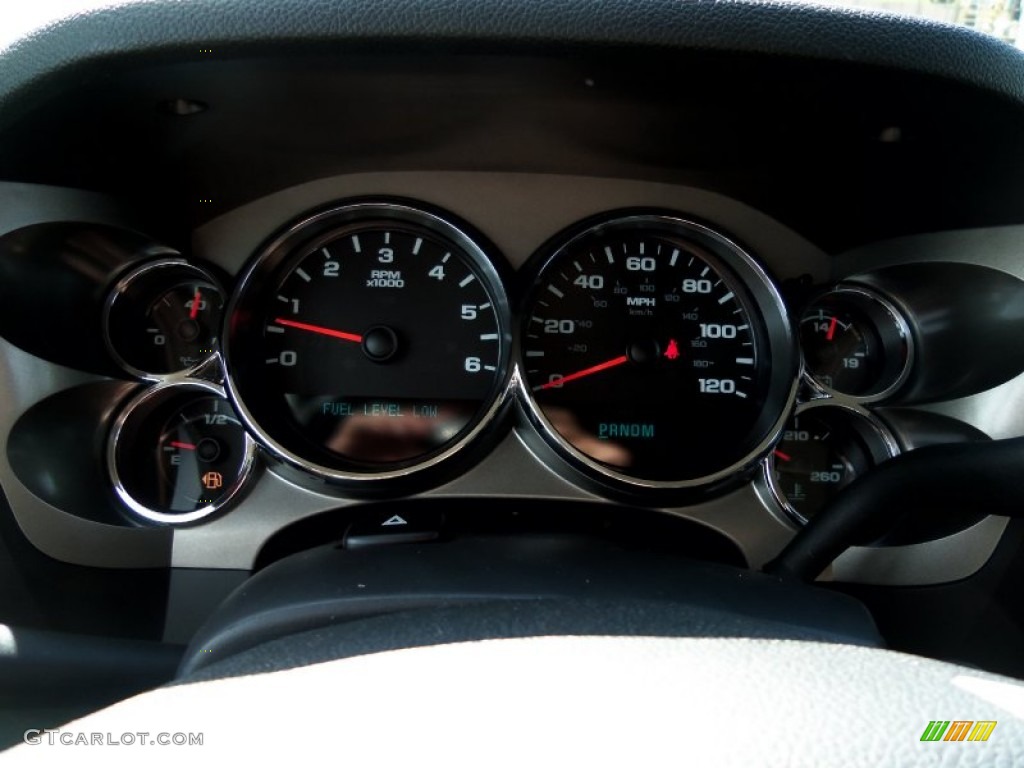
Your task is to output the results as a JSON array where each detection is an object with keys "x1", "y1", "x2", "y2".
[
  {"x1": 189, "y1": 289, "x2": 202, "y2": 319},
  {"x1": 170, "y1": 441, "x2": 196, "y2": 451}
]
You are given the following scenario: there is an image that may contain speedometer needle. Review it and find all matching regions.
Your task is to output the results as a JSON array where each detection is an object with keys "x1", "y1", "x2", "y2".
[
  {"x1": 536, "y1": 355, "x2": 629, "y2": 391},
  {"x1": 274, "y1": 317, "x2": 363, "y2": 343}
]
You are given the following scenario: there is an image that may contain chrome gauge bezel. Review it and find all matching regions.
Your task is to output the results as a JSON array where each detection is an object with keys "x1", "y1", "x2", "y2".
[
  {"x1": 757, "y1": 399, "x2": 901, "y2": 528},
  {"x1": 107, "y1": 379, "x2": 259, "y2": 525},
  {"x1": 222, "y1": 200, "x2": 515, "y2": 487},
  {"x1": 514, "y1": 213, "x2": 800, "y2": 494},
  {"x1": 103, "y1": 258, "x2": 226, "y2": 382},
  {"x1": 800, "y1": 285, "x2": 915, "y2": 405}
]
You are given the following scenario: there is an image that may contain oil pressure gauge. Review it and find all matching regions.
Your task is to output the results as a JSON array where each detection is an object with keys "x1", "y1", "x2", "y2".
[{"x1": 105, "y1": 259, "x2": 225, "y2": 378}]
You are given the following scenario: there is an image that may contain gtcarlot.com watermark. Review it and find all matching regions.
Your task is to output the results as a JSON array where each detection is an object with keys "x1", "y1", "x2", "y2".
[{"x1": 24, "y1": 730, "x2": 203, "y2": 747}]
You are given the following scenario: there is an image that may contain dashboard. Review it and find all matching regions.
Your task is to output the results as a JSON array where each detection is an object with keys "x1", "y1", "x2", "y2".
[{"x1": 4, "y1": 0, "x2": 1024, "y2": 722}]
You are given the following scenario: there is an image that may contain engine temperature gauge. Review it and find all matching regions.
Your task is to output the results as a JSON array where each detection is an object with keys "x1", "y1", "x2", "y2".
[
  {"x1": 764, "y1": 403, "x2": 898, "y2": 524},
  {"x1": 109, "y1": 383, "x2": 257, "y2": 524}
]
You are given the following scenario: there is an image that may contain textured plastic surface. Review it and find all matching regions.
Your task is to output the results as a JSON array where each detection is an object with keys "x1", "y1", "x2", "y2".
[
  {"x1": 178, "y1": 534, "x2": 881, "y2": 675},
  {"x1": 3, "y1": 0, "x2": 1024, "y2": 112},
  {"x1": 10, "y1": 635, "x2": 1022, "y2": 765}
]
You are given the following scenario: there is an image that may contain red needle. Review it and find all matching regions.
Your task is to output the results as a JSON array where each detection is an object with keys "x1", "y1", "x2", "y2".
[
  {"x1": 274, "y1": 317, "x2": 363, "y2": 343},
  {"x1": 774, "y1": 449, "x2": 792, "y2": 462},
  {"x1": 536, "y1": 355, "x2": 629, "y2": 391},
  {"x1": 825, "y1": 316, "x2": 838, "y2": 341},
  {"x1": 189, "y1": 289, "x2": 202, "y2": 320},
  {"x1": 170, "y1": 441, "x2": 196, "y2": 450}
]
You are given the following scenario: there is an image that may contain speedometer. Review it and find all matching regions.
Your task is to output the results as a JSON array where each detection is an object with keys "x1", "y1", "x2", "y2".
[
  {"x1": 518, "y1": 213, "x2": 797, "y2": 490},
  {"x1": 225, "y1": 201, "x2": 512, "y2": 486}
]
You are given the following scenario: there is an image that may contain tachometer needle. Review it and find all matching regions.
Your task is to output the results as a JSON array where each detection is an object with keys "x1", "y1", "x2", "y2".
[
  {"x1": 189, "y1": 289, "x2": 202, "y2": 320},
  {"x1": 274, "y1": 317, "x2": 364, "y2": 343},
  {"x1": 825, "y1": 316, "x2": 837, "y2": 341},
  {"x1": 536, "y1": 355, "x2": 629, "y2": 391}
]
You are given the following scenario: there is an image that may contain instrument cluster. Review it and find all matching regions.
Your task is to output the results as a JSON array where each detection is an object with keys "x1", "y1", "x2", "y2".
[{"x1": 93, "y1": 200, "x2": 805, "y2": 523}]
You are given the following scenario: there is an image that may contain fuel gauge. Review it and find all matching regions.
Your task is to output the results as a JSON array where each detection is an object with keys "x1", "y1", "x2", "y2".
[
  {"x1": 109, "y1": 382, "x2": 257, "y2": 524},
  {"x1": 105, "y1": 259, "x2": 225, "y2": 378}
]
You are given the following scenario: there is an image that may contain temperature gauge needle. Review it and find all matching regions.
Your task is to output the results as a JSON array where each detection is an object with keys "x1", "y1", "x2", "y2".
[
  {"x1": 274, "y1": 317, "x2": 363, "y2": 343},
  {"x1": 189, "y1": 289, "x2": 202, "y2": 319},
  {"x1": 536, "y1": 355, "x2": 629, "y2": 391},
  {"x1": 825, "y1": 316, "x2": 838, "y2": 341}
]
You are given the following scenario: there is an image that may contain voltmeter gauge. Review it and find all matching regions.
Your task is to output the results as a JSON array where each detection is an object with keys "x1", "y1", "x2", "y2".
[
  {"x1": 105, "y1": 259, "x2": 225, "y2": 378},
  {"x1": 108, "y1": 382, "x2": 257, "y2": 524},
  {"x1": 762, "y1": 402, "x2": 899, "y2": 524},
  {"x1": 800, "y1": 287, "x2": 913, "y2": 402}
]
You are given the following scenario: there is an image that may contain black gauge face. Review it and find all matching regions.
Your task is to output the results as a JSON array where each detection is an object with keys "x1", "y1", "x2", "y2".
[
  {"x1": 800, "y1": 307, "x2": 880, "y2": 396},
  {"x1": 112, "y1": 390, "x2": 254, "y2": 523},
  {"x1": 800, "y1": 289, "x2": 912, "y2": 400},
  {"x1": 106, "y1": 263, "x2": 224, "y2": 376},
  {"x1": 226, "y1": 204, "x2": 510, "y2": 478},
  {"x1": 519, "y1": 215, "x2": 796, "y2": 485},
  {"x1": 770, "y1": 406, "x2": 893, "y2": 522}
]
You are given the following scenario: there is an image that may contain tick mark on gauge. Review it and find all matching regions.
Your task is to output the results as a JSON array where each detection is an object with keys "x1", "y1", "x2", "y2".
[
  {"x1": 736, "y1": 357, "x2": 754, "y2": 365},
  {"x1": 670, "y1": 249, "x2": 679, "y2": 266},
  {"x1": 479, "y1": 302, "x2": 492, "y2": 310},
  {"x1": 295, "y1": 268, "x2": 311, "y2": 283},
  {"x1": 351, "y1": 235, "x2": 362, "y2": 253},
  {"x1": 459, "y1": 274, "x2": 476, "y2": 288},
  {"x1": 442, "y1": 252, "x2": 451, "y2": 264},
  {"x1": 526, "y1": 351, "x2": 545, "y2": 357},
  {"x1": 604, "y1": 247, "x2": 615, "y2": 264},
  {"x1": 573, "y1": 261, "x2": 583, "y2": 272},
  {"x1": 480, "y1": 333, "x2": 498, "y2": 341},
  {"x1": 276, "y1": 295, "x2": 290, "y2": 303},
  {"x1": 483, "y1": 365, "x2": 496, "y2": 371},
  {"x1": 547, "y1": 285, "x2": 564, "y2": 298},
  {"x1": 412, "y1": 237, "x2": 423, "y2": 255},
  {"x1": 321, "y1": 247, "x2": 332, "y2": 260},
  {"x1": 735, "y1": 391, "x2": 748, "y2": 399},
  {"x1": 266, "y1": 326, "x2": 284, "y2": 334},
  {"x1": 701, "y1": 266, "x2": 710, "y2": 277}
]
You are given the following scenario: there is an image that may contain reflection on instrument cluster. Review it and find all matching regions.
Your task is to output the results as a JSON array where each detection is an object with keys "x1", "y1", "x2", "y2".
[
  {"x1": 108, "y1": 382, "x2": 257, "y2": 524},
  {"x1": 224, "y1": 201, "x2": 512, "y2": 485},
  {"x1": 518, "y1": 213, "x2": 798, "y2": 490}
]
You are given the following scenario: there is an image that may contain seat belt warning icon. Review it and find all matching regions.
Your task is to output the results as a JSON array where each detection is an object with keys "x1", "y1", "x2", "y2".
[{"x1": 201, "y1": 471, "x2": 224, "y2": 490}]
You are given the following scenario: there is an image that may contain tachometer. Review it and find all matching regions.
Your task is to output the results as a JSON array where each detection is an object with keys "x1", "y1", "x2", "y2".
[
  {"x1": 518, "y1": 213, "x2": 797, "y2": 490},
  {"x1": 225, "y1": 201, "x2": 512, "y2": 485}
]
